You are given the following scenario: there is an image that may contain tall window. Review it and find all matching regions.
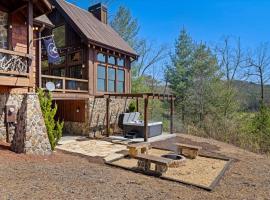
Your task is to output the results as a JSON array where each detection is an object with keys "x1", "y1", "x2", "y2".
[
  {"x1": 117, "y1": 69, "x2": 125, "y2": 93},
  {"x1": 97, "y1": 65, "x2": 106, "y2": 92},
  {"x1": 108, "y1": 67, "x2": 116, "y2": 92},
  {"x1": 0, "y1": 11, "x2": 8, "y2": 49},
  {"x1": 96, "y1": 52, "x2": 126, "y2": 93},
  {"x1": 53, "y1": 25, "x2": 65, "y2": 48}
]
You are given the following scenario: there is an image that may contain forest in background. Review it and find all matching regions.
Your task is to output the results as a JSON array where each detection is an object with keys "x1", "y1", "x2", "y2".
[{"x1": 108, "y1": 5, "x2": 270, "y2": 154}]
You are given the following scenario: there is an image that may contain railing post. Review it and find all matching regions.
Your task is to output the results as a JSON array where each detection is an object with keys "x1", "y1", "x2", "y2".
[{"x1": 63, "y1": 77, "x2": 66, "y2": 93}]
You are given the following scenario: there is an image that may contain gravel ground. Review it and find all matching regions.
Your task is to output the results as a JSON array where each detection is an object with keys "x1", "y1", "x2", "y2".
[{"x1": 0, "y1": 134, "x2": 270, "y2": 200}]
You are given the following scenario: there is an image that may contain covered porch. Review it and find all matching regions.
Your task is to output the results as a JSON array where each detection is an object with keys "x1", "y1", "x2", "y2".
[{"x1": 0, "y1": 0, "x2": 51, "y2": 89}]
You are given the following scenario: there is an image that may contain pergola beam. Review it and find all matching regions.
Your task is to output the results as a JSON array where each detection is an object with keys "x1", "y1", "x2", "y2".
[{"x1": 96, "y1": 93, "x2": 176, "y2": 140}]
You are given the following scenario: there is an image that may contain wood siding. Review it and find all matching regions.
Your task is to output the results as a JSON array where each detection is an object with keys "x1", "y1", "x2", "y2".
[{"x1": 55, "y1": 100, "x2": 86, "y2": 122}]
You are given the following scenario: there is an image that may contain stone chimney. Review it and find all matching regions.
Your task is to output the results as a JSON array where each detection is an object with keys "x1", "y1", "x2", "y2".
[{"x1": 88, "y1": 3, "x2": 108, "y2": 24}]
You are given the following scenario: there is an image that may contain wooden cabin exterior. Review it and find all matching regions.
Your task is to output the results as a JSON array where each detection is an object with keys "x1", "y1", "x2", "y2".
[
  {"x1": 39, "y1": 0, "x2": 137, "y2": 99},
  {"x1": 0, "y1": 0, "x2": 51, "y2": 93},
  {"x1": 38, "y1": 0, "x2": 137, "y2": 134}
]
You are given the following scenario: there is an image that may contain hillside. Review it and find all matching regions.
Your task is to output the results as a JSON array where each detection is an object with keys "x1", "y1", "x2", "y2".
[{"x1": 232, "y1": 80, "x2": 270, "y2": 111}]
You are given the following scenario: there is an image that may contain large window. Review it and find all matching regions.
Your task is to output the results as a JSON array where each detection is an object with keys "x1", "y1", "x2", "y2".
[
  {"x1": 53, "y1": 25, "x2": 65, "y2": 48},
  {"x1": 96, "y1": 52, "x2": 126, "y2": 93},
  {"x1": 117, "y1": 69, "x2": 125, "y2": 93},
  {"x1": 97, "y1": 65, "x2": 106, "y2": 92}
]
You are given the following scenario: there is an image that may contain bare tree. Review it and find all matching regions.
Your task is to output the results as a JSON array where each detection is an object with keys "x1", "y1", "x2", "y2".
[
  {"x1": 215, "y1": 36, "x2": 246, "y2": 116},
  {"x1": 246, "y1": 42, "x2": 270, "y2": 103},
  {"x1": 134, "y1": 39, "x2": 168, "y2": 77}
]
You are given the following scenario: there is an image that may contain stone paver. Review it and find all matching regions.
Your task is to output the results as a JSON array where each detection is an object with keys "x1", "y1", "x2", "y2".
[{"x1": 57, "y1": 137, "x2": 127, "y2": 161}]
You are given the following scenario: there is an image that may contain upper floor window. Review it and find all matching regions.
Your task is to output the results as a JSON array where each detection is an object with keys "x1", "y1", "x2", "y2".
[
  {"x1": 97, "y1": 53, "x2": 106, "y2": 63},
  {"x1": 53, "y1": 25, "x2": 65, "y2": 48},
  {"x1": 108, "y1": 67, "x2": 116, "y2": 92},
  {"x1": 97, "y1": 65, "x2": 106, "y2": 92},
  {"x1": 0, "y1": 11, "x2": 8, "y2": 49},
  {"x1": 96, "y1": 52, "x2": 126, "y2": 93},
  {"x1": 108, "y1": 55, "x2": 116, "y2": 65},
  {"x1": 117, "y1": 58, "x2": 124, "y2": 67},
  {"x1": 117, "y1": 69, "x2": 125, "y2": 93}
]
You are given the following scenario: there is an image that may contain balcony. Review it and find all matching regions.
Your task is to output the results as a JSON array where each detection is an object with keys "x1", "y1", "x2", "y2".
[
  {"x1": 41, "y1": 75, "x2": 88, "y2": 93},
  {"x1": 0, "y1": 48, "x2": 31, "y2": 87}
]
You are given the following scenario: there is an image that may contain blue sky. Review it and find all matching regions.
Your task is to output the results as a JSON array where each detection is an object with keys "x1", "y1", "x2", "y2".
[{"x1": 68, "y1": 0, "x2": 270, "y2": 51}]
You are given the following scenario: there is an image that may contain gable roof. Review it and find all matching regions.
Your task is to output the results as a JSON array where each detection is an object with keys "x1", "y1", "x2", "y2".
[
  {"x1": 52, "y1": 0, "x2": 137, "y2": 57},
  {"x1": 35, "y1": 15, "x2": 54, "y2": 28}
]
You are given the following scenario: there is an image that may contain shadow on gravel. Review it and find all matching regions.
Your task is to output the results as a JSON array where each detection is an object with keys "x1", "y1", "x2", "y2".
[{"x1": 151, "y1": 136, "x2": 231, "y2": 159}]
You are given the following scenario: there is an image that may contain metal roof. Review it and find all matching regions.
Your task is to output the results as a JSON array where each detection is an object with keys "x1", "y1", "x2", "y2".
[{"x1": 52, "y1": 0, "x2": 137, "y2": 57}]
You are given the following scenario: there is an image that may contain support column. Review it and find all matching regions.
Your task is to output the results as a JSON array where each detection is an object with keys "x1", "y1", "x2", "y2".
[
  {"x1": 144, "y1": 97, "x2": 149, "y2": 142},
  {"x1": 136, "y1": 98, "x2": 139, "y2": 112},
  {"x1": 27, "y1": 0, "x2": 34, "y2": 90}
]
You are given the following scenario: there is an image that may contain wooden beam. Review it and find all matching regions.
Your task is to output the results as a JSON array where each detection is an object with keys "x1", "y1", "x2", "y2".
[
  {"x1": 0, "y1": 76, "x2": 29, "y2": 87},
  {"x1": 144, "y1": 97, "x2": 149, "y2": 142},
  {"x1": 136, "y1": 98, "x2": 139, "y2": 112},
  {"x1": 27, "y1": 0, "x2": 34, "y2": 90}
]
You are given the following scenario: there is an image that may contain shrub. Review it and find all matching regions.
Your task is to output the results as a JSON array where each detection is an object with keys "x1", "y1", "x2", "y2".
[
  {"x1": 38, "y1": 89, "x2": 64, "y2": 150},
  {"x1": 128, "y1": 101, "x2": 136, "y2": 112}
]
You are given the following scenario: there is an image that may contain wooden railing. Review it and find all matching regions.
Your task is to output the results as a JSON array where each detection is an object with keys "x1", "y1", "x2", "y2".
[
  {"x1": 0, "y1": 48, "x2": 31, "y2": 77},
  {"x1": 41, "y1": 75, "x2": 88, "y2": 93}
]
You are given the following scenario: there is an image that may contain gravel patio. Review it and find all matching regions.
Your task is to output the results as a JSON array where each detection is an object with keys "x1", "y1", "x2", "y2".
[{"x1": 0, "y1": 133, "x2": 269, "y2": 199}]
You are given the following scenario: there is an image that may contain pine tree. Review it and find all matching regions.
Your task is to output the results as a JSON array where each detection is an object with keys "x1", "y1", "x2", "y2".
[{"x1": 166, "y1": 28, "x2": 194, "y2": 121}]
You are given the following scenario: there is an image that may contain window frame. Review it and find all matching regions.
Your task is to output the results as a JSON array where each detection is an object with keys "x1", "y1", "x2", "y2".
[{"x1": 95, "y1": 51, "x2": 126, "y2": 94}]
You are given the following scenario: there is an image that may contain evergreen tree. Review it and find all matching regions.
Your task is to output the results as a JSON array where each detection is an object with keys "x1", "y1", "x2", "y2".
[{"x1": 166, "y1": 28, "x2": 194, "y2": 121}]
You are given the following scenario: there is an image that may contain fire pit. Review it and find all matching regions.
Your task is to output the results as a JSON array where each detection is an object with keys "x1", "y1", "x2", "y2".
[{"x1": 162, "y1": 154, "x2": 186, "y2": 168}]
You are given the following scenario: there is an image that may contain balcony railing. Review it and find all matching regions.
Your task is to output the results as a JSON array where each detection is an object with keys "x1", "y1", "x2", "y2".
[
  {"x1": 41, "y1": 75, "x2": 88, "y2": 93},
  {"x1": 0, "y1": 48, "x2": 31, "y2": 77}
]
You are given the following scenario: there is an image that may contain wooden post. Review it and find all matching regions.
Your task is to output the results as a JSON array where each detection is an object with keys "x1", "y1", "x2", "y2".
[
  {"x1": 27, "y1": 0, "x2": 33, "y2": 90},
  {"x1": 170, "y1": 96, "x2": 174, "y2": 134},
  {"x1": 106, "y1": 97, "x2": 110, "y2": 137},
  {"x1": 144, "y1": 97, "x2": 149, "y2": 142},
  {"x1": 136, "y1": 98, "x2": 139, "y2": 112},
  {"x1": 38, "y1": 31, "x2": 42, "y2": 88}
]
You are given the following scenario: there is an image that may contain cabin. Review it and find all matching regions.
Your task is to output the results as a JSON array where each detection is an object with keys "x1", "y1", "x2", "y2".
[
  {"x1": 38, "y1": 0, "x2": 138, "y2": 135},
  {"x1": 0, "y1": 0, "x2": 53, "y2": 155}
]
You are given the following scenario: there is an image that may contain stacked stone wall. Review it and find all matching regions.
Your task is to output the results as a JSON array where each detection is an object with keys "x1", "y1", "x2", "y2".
[{"x1": 11, "y1": 93, "x2": 51, "y2": 155}]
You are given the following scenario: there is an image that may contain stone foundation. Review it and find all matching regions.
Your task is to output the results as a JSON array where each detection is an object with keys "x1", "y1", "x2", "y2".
[
  {"x1": 0, "y1": 92, "x2": 51, "y2": 155},
  {"x1": 63, "y1": 97, "x2": 131, "y2": 136},
  {"x1": 11, "y1": 93, "x2": 51, "y2": 155},
  {"x1": 0, "y1": 93, "x2": 24, "y2": 142}
]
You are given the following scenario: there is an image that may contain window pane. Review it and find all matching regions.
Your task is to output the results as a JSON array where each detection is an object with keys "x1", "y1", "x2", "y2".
[
  {"x1": 0, "y1": 11, "x2": 8, "y2": 49},
  {"x1": 70, "y1": 65, "x2": 82, "y2": 79},
  {"x1": 97, "y1": 65, "x2": 106, "y2": 79},
  {"x1": 41, "y1": 60, "x2": 49, "y2": 70},
  {"x1": 108, "y1": 55, "x2": 116, "y2": 65},
  {"x1": 97, "y1": 53, "x2": 106, "y2": 62},
  {"x1": 53, "y1": 25, "x2": 65, "y2": 48},
  {"x1": 117, "y1": 81, "x2": 124, "y2": 93},
  {"x1": 98, "y1": 79, "x2": 106, "y2": 92},
  {"x1": 108, "y1": 68, "x2": 115, "y2": 80},
  {"x1": 117, "y1": 58, "x2": 124, "y2": 67},
  {"x1": 118, "y1": 70, "x2": 125, "y2": 81},
  {"x1": 69, "y1": 51, "x2": 82, "y2": 64},
  {"x1": 108, "y1": 80, "x2": 115, "y2": 92}
]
